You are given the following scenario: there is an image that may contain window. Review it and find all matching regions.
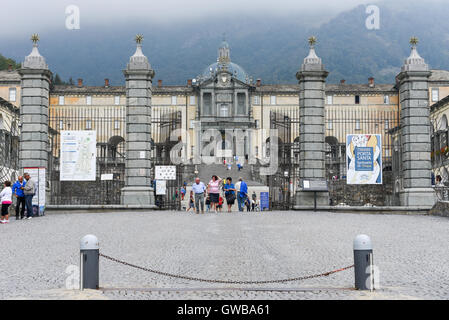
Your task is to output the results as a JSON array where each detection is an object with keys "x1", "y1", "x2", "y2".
[
  {"x1": 253, "y1": 95, "x2": 260, "y2": 105},
  {"x1": 327, "y1": 120, "x2": 333, "y2": 130},
  {"x1": 85, "y1": 120, "x2": 92, "y2": 129},
  {"x1": 114, "y1": 96, "x2": 120, "y2": 105},
  {"x1": 59, "y1": 120, "x2": 64, "y2": 129},
  {"x1": 86, "y1": 96, "x2": 92, "y2": 105},
  {"x1": 9, "y1": 88, "x2": 16, "y2": 102},
  {"x1": 171, "y1": 96, "x2": 177, "y2": 105},
  {"x1": 189, "y1": 96, "x2": 195, "y2": 105},
  {"x1": 355, "y1": 120, "x2": 360, "y2": 130},
  {"x1": 220, "y1": 104, "x2": 228, "y2": 117},
  {"x1": 114, "y1": 120, "x2": 120, "y2": 130},
  {"x1": 355, "y1": 95, "x2": 360, "y2": 104},
  {"x1": 385, "y1": 149, "x2": 390, "y2": 157},
  {"x1": 384, "y1": 95, "x2": 390, "y2": 104},
  {"x1": 237, "y1": 93, "x2": 246, "y2": 114},
  {"x1": 190, "y1": 120, "x2": 195, "y2": 129},
  {"x1": 385, "y1": 120, "x2": 389, "y2": 130},
  {"x1": 203, "y1": 93, "x2": 212, "y2": 115},
  {"x1": 59, "y1": 96, "x2": 65, "y2": 105},
  {"x1": 327, "y1": 95, "x2": 333, "y2": 105},
  {"x1": 270, "y1": 95, "x2": 276, "y2": 105},
  {"x1": 432, "y1": 88, "x2": 439, "y2": 102},
  {"x1": 255, "y1": 120, "x2": 260, "y2": 129}
]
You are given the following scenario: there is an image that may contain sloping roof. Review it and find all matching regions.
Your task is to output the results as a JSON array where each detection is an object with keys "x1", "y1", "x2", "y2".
[
  {"x1": 0, "y1": 70, "x2": 21, "y2": 83},
  {"x1": 0, "y1": 96, "x2": 19, "y2": 114},
  {"x1": 429, "y1": 69, "x2": 449, "y2": 82},
  {"x1": 255, "y1": 83, "x2": 397, "y2": 94},
  {"x1": 51, "y1": 85, "x2": 195, "y2": 95}
]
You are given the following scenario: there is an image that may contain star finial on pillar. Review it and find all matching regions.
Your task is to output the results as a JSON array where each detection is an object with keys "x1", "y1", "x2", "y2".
[
  {"x1": 308, "y1": 36, "x2": 317, "y2": 48},
  {"x1": 410, "y1": 36, "x2": 419, "y2": 48},
  {"x1": 135, "y1": 34, "x2": 144, "y2": 44},
  {"x1": 31, "y1": 33, "x2": 40, "y2": 44}
]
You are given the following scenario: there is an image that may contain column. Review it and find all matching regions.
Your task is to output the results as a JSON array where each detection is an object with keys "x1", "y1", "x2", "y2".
[
  {"x1": 295, "y1": 37, "x2": 329, "y2": 206},
  {"x1": 18, "y1": 34, "x2": 51, "y2": 175},
  {"x1": 121, "y1": 35, "x2": 155, "y2": 206},
  {"x1": 397, "y1": 38, "x2": 436, "y2": 206}
]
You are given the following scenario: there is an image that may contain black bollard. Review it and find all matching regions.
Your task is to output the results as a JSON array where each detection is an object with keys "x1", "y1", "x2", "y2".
[
  {"x1": 353, "y1": 234, "x2": 374, "y2": 291},
  {"x1": 80, "y1": 234, "x2": 99, "y2": 290}
]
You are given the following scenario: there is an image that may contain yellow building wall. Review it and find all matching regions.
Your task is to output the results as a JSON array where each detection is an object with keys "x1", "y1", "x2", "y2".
[{"x1": 0, "y1": 86, "x2": 21, "y2": 108}]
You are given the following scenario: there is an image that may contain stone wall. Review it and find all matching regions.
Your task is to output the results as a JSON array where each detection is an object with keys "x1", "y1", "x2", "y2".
[
  {"x1": 329, "y1": 171, "x2": 397, "y2": 206},
  {"x1": 429, "y1": 201, "x2": 449, "y2": 217}
]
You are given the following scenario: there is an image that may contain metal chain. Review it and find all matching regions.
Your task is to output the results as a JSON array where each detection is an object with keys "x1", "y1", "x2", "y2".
[{"x1": 99, "y1": 253, "x2": 354, "y2": 285}]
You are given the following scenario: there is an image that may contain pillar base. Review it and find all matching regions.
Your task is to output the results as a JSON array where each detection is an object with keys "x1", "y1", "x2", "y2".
[
  {"x1": 121, "y1": 186, "x2": 155, "y2": 206},
  {"x1": 296, "y1": 190, "x2": 329, "y2": 207},
  {"x1": 399, "y1": 188, "x2": 436, "y2": 207}
]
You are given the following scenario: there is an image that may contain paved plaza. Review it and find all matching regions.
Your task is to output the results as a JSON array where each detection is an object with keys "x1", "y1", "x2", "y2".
[{"x1": 1, "y1": 210, "x2": 448, "y2": 300}]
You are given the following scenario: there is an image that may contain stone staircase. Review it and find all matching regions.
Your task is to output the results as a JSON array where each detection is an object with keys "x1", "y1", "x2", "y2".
[{"x1": 197, "y1": 163, "x2": 263, "y2": 186}]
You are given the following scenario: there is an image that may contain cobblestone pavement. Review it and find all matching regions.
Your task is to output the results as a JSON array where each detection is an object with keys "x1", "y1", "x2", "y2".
[{"x1": 1, "y1": 210, "x2": 448, "y2": 300}]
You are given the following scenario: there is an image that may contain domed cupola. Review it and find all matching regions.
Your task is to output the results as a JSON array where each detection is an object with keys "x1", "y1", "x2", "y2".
[{"x1": 198, "y1": 38, "x2": 251, "y2": 84}]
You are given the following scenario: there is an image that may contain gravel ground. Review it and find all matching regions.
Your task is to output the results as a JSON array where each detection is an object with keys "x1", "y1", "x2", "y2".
[{"x1": 1, "y1": 210, "x2": 448, "y2": 300}]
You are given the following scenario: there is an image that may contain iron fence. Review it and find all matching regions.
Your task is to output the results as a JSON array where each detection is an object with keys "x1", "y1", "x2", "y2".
[
  {"x1": 267, "y1": 107, "x2": 400, "y2": 208},
  {"x1": 48, "y1": 106, "x2": 126, "y2": 205}
]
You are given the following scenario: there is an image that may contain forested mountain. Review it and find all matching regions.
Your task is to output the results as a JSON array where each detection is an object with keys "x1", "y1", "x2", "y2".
[{"x1": 1, "y1": 0, "x2": 448, "y2": 85}]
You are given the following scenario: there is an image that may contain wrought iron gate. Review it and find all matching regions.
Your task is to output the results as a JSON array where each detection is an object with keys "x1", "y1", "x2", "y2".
[
  {"x1": 151, "y1": 108, "x2": 185, "y2": 210},
  {"x1": 325, "y1": 108, "x2": 400, "y2": 206},
  {"x1": 268, "y1": 110, "x2": 300, "y2": 210},
  {"x1": 0, "y1": 99, "x2": 20, "y2": 184},
  {"x1": 48, "y1": 106, "x2": 126, "y2": 205}
]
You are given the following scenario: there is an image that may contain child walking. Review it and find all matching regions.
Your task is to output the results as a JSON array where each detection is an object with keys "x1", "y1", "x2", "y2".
[{"x1": 1, "y1": 181, "x2": 13, "y2": 224}]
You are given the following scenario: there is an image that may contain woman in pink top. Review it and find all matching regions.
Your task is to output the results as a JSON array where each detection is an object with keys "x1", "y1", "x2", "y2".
[
  {"x1": 0, "y1": 181, "x2": 13, "y2": 224},
  {"x1": 207, "y1": 175, "x2": 222, "y2": 213}
]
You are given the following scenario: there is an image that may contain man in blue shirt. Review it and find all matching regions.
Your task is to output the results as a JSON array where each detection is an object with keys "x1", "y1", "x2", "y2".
[
  {"x1": 237, "y1": 177, "x2": 248, "y2": 212},
  {"x1": 12, "y1": 176, "x2": 26, "y2": 220},
  {"x1": 192, "y1": 177, "x2": 206, "y2": 214}
]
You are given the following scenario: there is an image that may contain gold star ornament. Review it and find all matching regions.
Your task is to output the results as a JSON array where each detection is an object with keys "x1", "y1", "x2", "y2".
[
  {"x1": 31, "y1": 33, "x2": 40, "y2": 44},
  {"x1": 308, "y1": 36, "x2": 317, "y2": 47},
  {"x1": 410, "y1": 36, "x2": 419, "y2": 46},
  {"x1": 135, "y1": 34, "x2": 144, "y2": 44}
]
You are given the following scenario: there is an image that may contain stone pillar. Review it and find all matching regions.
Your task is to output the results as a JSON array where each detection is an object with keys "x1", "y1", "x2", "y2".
[
  {"x1": 397, "y1": 38, "x2": 436, "y2": 206},
  {"x1": 18, "y1": 35, "x2": 51, "y2": 172},
  {"x1": 295, "y1": 37, "x2": 329, "y2": 207},
  {"x1": 121, "y1": 35, "x2": 155, "y2": 206}
]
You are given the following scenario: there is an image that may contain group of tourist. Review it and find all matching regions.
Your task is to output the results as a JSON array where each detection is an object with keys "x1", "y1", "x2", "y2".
[
  {"x1": 0, "y1": 173, "x2": 36, "y2": 224},
  {"x1": 186, "y1": 176, "x2": 258, "y2": 214}
]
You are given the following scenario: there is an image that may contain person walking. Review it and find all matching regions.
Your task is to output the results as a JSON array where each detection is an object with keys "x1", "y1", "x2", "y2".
[
  {"x1": 251, "y1": 191, "x2": 257, "y2": 212},
  {"x1": 22, "y1": 173, "x2": 36, "y2": 219},
  {"x1": 223, "y1": 177, "x2": 236, "y2": 212},
  {"x1": 207, "y1": 175, "x2": 222, "y2": 213},
  {"x1": 236, "y1": 177, "x2": 248, "y2": 212},
  {"x1": 192, "y1": 177, "x2": 206, "y2": 214},
  {"x1": 180, "y1": 186, "x2": 186, "y2": 201},
  {"x1": 186, "y1": 191, "x2": 195, "y2": 213},
  {"x1": 218, "y1": 195, "x2": 223, "y2": 212},
  {"x1": 12, "y1": 176, "x2": 26, "y2": 220},
  {"x1": 205, "y1": 195, "x2": 211, "y2": 212},
  {"x1": 0, "y1": 181, "x2": 12, "y2": 224}
]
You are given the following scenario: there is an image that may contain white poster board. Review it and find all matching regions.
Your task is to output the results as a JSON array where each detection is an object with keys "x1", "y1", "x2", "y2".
[
  {"x1": 346, "y1": 134, "x2": 382, "y2": 185},
  {"x1": 60, "y1": 131, "x2": 96, "y2": 181},
  {"x1": 155, "y1": 180, "x2": 167, "y2": 195},
  {"x1": 155, "y1": 166, "x2": 176, "y2": 180},
  {"x1": 24, "y1": 167, "x2": 46, "y2": 215}
]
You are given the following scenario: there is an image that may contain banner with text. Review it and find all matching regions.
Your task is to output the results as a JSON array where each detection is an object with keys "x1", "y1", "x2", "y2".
[{"x1": 346, "y1": 134, "x2": 382, "y2": 185}]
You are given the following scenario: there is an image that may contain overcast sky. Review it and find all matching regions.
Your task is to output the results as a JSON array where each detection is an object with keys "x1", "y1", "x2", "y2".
[{"x1": 1, "y1": 0, "x2": 377, "y2": 36}]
